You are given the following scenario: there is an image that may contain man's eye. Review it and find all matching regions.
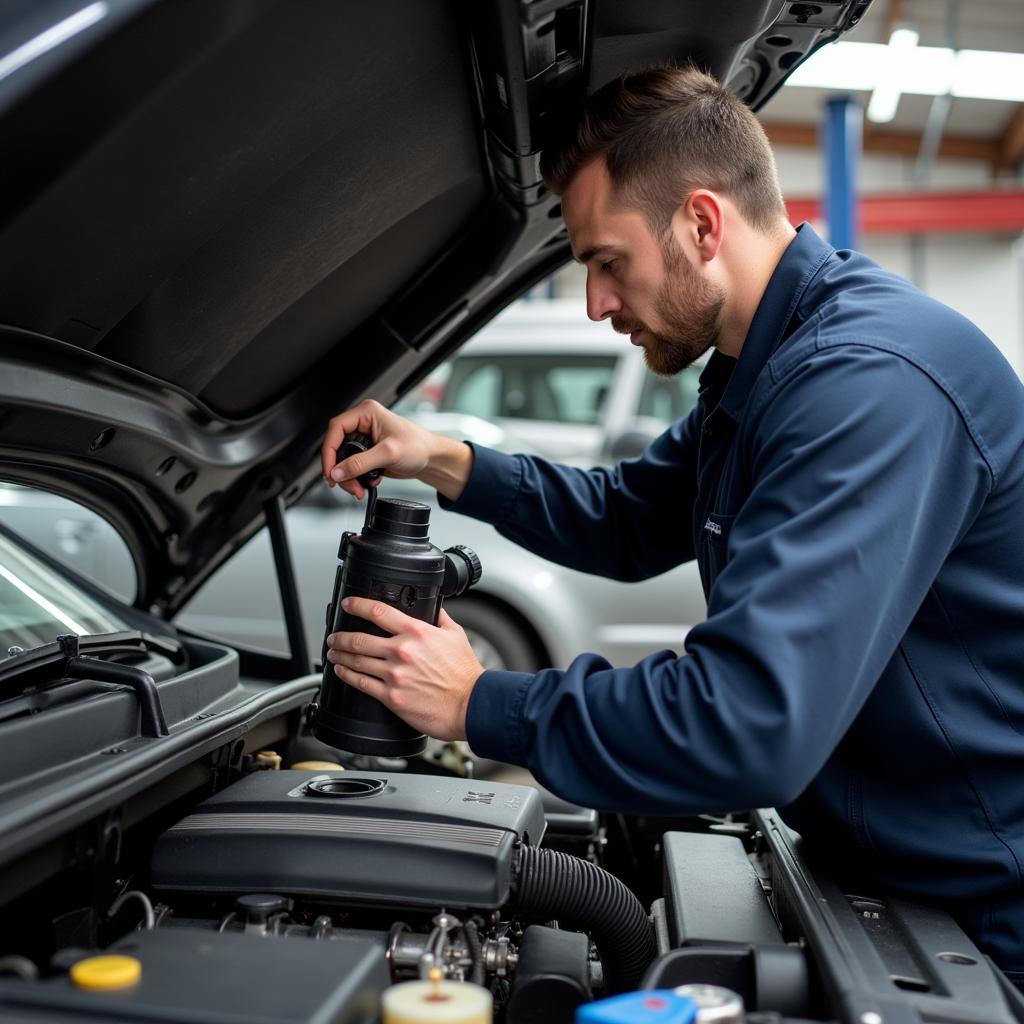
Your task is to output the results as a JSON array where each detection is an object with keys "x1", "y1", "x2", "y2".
[{"x1": 601, "y1": 259, "x2": 617, "y2": 273}]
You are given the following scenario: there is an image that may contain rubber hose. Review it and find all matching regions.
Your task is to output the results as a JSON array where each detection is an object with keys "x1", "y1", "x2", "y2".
[
  {"x1": 0, "y1": 956, "x2": 38, "y2": 980},
  {"x1": 513, "y1": 845, "x2": 656, "y2": 992},
  {"x1": 463, "y1": 918, "x2": 485, "y2": 986}
]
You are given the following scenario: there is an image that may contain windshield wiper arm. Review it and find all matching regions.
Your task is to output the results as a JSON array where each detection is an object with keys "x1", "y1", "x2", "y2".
[{"x1": 0, "y1": 631, "x2": 172, "y2": 738}]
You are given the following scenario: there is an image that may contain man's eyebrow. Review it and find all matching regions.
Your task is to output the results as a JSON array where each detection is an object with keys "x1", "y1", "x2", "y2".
[{"x1": 574, "y1": 243, "x2": 618, "y2": 265}]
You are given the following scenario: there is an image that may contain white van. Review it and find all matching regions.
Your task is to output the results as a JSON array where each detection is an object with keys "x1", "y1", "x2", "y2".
[{"x1": 433, "y1": 299, "x2": 703, "y2": 464}]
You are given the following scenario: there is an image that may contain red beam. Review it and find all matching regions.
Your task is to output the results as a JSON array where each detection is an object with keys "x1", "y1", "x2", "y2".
[{"x1": 786, "y1": 190, "x2": 1024, "y2": 235}]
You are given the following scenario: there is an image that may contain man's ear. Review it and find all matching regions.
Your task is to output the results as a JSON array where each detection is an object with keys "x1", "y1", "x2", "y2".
[{"x1": 683, "y1": 189, "x2": 724, "y2": 262}]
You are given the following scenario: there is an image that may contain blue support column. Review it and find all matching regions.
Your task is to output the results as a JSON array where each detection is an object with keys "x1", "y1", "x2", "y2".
[{"x1": 822, "y1": 96, "x2": 863, "y2": 250}]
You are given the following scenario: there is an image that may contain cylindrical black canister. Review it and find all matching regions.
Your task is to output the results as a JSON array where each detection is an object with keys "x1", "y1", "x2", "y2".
[{"x1": 313, "y1": 497, "x2": 444, "y2": 756}]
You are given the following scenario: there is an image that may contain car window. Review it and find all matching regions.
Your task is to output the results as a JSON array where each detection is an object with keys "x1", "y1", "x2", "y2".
[
  {"x1": 442, "y1": 355, "x2": 617, "y2": 424},
  {"x1": 175, "y1": 527, "x2": 289, "y2": 655},
  {"x1": 0, "y1": 484, "x2": 137, "y2": 603},
  {"x1": 636, "y1": 365, "x2": 702, "y2": 423},
  {"x1": 548, "y1": 365, "x2": 614, "y2": 423},
  {"x1": 446, "y1": 363, "x2": 501, "y2": 420},
  {"x1": 0, "y1": 532, "x2": 127, "y2": 656}
]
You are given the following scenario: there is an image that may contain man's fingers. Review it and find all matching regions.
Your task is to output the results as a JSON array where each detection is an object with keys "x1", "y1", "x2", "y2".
[
  {"x1": 326, "y1": 629, "x2": 391, "y2": 659},
  {"x1": 320, "y1": 413, "x2": 363, "y2": 481},
  {"x1": 334, "y1": 663, "x2": 388, "y2": 703},
  {"x1": 320, "y1": 400, "x2": 385, "y2": 484},
  {"x1": 339, "y1": 597, "x2": 423, "y2": 636},
  {"x1": 332, "y1": 651, "x2": 385, "y2": 678},
  {"x1": 331, "y1": 451, "x2": 379, "y2": 485},
  {"x1": 437, "y1": 607, "x2": 463, "y2": 633},
  {"x1": 330, "y1": 437, "x2": 395, "y2": 485}
]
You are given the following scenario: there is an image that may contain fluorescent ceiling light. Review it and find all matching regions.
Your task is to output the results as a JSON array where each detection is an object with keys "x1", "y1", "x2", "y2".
[
  {"x1": 0, "y1": 3, "x2": 108, "y2": 85},
  {"x1": 787, "y1": 41, "x2": 1024, "y2": 104},
  {"x1": 952, "y1": 50, "x2": 1024, "y2": 102},
  {"x1": 866, "y1": 27, "x2": 920, "y2": 124}
]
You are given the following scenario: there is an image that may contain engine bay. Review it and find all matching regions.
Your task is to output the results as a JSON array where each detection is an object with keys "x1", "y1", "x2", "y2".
[
  {"x1": 3, "y1": 745, "x2": 1023, "y2": 1024},
  {"x1": 0, "y1": 636, "x2": 1022, "y2": 1024},
  {"x1": 0, "y1": 760, "x2": 645, "y2": 1022}
]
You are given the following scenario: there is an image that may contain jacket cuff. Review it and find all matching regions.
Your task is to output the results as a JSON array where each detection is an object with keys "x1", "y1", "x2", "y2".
[
  {"x1": 465, "y1": 669, "x2": 534, "y2": 765},
  {"x1": 438, "y1": 443, "x2": 522, "y2": 526}
]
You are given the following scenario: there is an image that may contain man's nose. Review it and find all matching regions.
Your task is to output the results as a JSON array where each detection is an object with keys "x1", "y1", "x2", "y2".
[{"x1": 586, "y1": 274, "x2": 622, "y2": 322}]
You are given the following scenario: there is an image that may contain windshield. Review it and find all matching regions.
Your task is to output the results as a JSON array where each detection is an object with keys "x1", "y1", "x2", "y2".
[{"x1": 0, "y1": 532, "x2": 126, "y2": 657}]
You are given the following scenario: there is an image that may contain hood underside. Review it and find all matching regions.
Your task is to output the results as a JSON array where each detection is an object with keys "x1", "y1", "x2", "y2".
[{"x1": 0, "y1": 0, "x2": 871, "y2": 612}]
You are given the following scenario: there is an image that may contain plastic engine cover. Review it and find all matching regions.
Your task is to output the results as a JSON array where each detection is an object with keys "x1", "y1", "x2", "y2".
[
  {"x1": 0, "y1": 927, "x2": 387, "y2": 1023},
  {"x1": 151, "y1": 771, "x2": 546, "y2": 909}
]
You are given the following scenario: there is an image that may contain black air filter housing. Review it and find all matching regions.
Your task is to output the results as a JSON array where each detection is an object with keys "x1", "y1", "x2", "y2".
[{"x1": 151, "y1": 771, "x2": 546, "y2": 910}]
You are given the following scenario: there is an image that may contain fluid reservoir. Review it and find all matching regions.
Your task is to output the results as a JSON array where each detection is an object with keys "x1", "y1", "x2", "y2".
[{"x1": 382, "y1": 969, "x2": 492, "y2": 1024}]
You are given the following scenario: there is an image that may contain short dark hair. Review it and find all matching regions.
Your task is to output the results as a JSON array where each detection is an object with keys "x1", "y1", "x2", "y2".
[{"x1": 541, "y1": 65, "x2": 787, "y2": 235}]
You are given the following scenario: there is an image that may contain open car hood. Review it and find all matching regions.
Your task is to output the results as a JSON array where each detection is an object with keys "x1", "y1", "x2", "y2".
[{"x1": 0, "y1": 0, "x2": 871, "y2": 614}]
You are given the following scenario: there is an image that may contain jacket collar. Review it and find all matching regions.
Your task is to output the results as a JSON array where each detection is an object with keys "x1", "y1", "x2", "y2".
[{"x1": 699, "y1": 222, "x2": 834, "y2": 423}]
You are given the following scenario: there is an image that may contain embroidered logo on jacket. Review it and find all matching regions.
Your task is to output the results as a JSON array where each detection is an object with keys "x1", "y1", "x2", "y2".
[{"x1": 703, "y1": 518, "x2": 722, "y2": 536}]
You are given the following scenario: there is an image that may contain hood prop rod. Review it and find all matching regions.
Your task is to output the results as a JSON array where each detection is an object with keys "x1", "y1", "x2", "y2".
[{"x1": 264, "y1": 494, "x2": 312, "y2": 678}]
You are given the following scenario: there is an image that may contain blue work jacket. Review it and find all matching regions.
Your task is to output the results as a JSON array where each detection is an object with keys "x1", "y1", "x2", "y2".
[{"x1": 450, "y1": 224, "x2": 1024, "y2": 977}]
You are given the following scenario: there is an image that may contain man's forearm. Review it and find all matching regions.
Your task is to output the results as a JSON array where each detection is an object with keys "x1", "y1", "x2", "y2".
[{"x1": 419, "y1": 435, "x2": 474, "y2": 502}]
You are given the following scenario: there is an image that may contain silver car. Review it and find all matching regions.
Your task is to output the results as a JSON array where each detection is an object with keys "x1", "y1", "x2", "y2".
[{"x1": 410, "y1": 299, "x2": 704, "y2": 465}]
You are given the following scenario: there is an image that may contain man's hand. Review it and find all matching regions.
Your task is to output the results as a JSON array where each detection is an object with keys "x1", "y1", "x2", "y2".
[
  {"x1": 321, "y1": 399, "x2": 474, "y2": 503},
  {"x1": 321, "y1": 399, "x2": 435, "y2": 500},
  {"x1": 325, "y1": 597, "x2": 485, "y2": 741}
]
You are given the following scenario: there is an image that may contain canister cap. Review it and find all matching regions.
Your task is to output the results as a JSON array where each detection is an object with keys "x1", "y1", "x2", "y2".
[
  {"x1": 370, "y1": 495, "x2": 430, "y2": 536},
  {"x1": 70, "y1": 955, "x2": 142, "y2": 991},
  {"x1": 575, "y1": 990, "x2": 697, "y2": 1023}
]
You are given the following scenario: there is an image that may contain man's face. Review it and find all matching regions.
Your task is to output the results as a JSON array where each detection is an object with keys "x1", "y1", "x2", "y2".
[{"x1": 561, "y1": 157, "x2": 725, "y2": 376}]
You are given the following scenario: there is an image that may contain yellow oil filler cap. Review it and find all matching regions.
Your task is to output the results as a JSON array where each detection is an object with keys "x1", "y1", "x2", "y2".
[
  {"x1": 290, "y1": 761, "x2": 345, "y2": 770},
  {"x1": 70, "y1": 955, "x2": 142, "y2": 991}
]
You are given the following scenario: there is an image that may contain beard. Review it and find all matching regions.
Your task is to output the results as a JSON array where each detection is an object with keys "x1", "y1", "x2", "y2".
[{"x1": 611, "y1": 236, "x2": 725, "y2": 377}]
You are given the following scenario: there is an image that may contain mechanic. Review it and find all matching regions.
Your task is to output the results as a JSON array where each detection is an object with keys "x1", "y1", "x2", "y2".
[{"x1": 321, "y1": 66, "x2": 1024, "y2": 982}]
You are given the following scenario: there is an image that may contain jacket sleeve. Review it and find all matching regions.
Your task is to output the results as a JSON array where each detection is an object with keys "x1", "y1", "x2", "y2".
[
  {"x1": 465, "y1": 345, "x2": 992, "y2": 814},
  {"x1": 441, "y1": 406, "x2": 701, "y2": 582}
]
